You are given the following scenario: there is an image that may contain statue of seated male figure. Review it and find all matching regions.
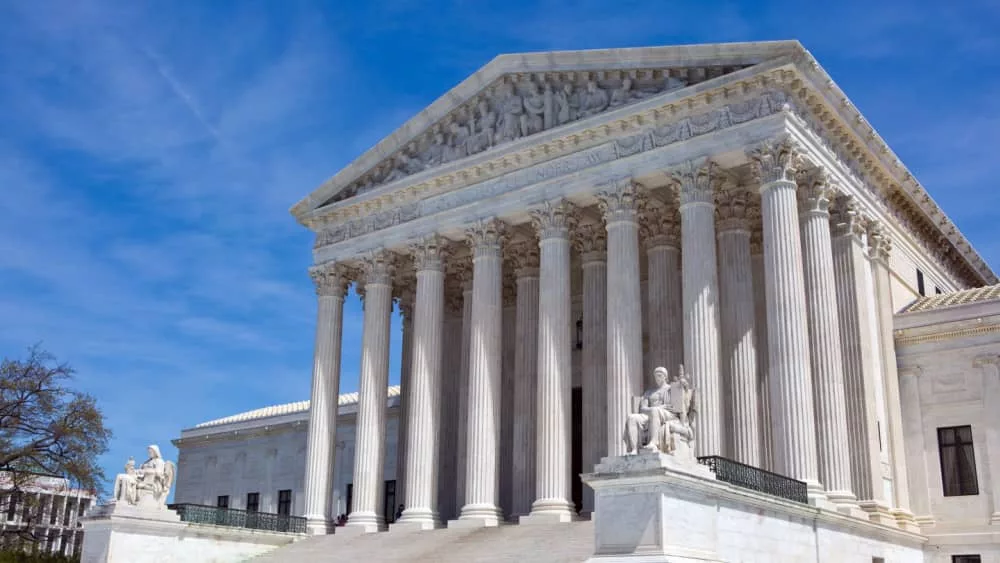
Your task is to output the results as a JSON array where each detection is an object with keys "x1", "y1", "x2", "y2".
[{"x1": 623, "y1": 366, "x2": 696, "y2": 458}]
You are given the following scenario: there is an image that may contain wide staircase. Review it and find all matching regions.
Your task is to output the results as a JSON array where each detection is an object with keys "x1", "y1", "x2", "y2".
[{"x1": 250, "y1": 519, "x2": 595, "y2": 563}]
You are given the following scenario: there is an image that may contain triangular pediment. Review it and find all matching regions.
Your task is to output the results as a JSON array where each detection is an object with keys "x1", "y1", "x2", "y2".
[{"x1": 291, "y1": 41, "x2": 806, "y2": 217}]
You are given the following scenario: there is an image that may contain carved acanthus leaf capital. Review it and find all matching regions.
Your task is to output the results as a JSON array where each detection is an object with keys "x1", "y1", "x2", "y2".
[
  {"x1": 309, "y1": 263, "x2": 350, "y2": 298},
  {"x1": 530, "y1": 199, "x2": 578, "y2": 240},
  {"x1": 748, "y1": 137, "x2": 801, "y2": 186},
  {"x1": 639, "y1": 201, "x2": 680, "y2": 249},
  {"x1": 830, "y1": 194, "x2": 866, "y2": 240},
  {"x1": 867, "y1": 221, "x2": 892, "y2": 263},
  {"x1": 796, "y1": 167, "x2": 836, "y2": 215},
  {"x1": 672, "y1": 159, "x2": 715, "y2": 207},
  {"x1": 361, "y1": 249, "x2": 396, "y2": 287},
  {"x1": 573, "y1": 223, "x2": 609, "y2": 261},
  {"x1": 410, "y1": 234, "x2": 451, "y2": 272},
  {"x1": 465, "y1": 218, "x2": 506, "y2": 258},
  {"x1": 396, "y1": 286, "x2": 416, "y2": 320},
  {"x1": 597, "y1": 178, "x2": 645, "y2": 223},
  {"x1": 714, "y1": 181, "x2": 752, "y2": 233},
  {"x1": 505, "y1": 238, "x2": 540, "y2": 278}
]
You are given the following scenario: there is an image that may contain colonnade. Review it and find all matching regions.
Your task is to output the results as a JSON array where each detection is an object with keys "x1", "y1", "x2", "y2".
[{"x1": 300, "y1": 137, "x2": 912, "y2": 534}]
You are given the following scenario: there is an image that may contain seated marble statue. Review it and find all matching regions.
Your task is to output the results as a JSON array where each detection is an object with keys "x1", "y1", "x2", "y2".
[
  {"x1": 112, "y1": 458, "x2": 138, "y2": 505},
  {"x1": 112, "y1": 445, "x2": 176, "y2": 508},
  {"x1": 623, "y1": 366, "x2": 696, "y2": 456}
]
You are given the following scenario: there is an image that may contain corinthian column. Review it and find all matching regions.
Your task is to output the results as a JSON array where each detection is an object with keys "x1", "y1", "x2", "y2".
[
  {"x1": 454, "y1": 264, "x2": 473, "y2": 518},
  {"x1": 973, "y1": 356, "x2": 1000, "y2": 524},
  {"x1": 396, "y1": 236, "x2": 447, "y2": 530},
  {"x1": 640, "y1": 200, "x2": 683, "y2": 381},
  {"x1": 523, "y1": 200, "x2": 576, "y2": 524},
  {"x1": 830, "y1": 196, "x2": 888, "y2": 520},
  {"x1": 302, "y1": 263, "x2": 349, "y2": 535},
  {"x1": 715, "y1": 181, "x2": 760, "y2": 466},
  {"x1": 509, "y1": 240, "x2": 539, "y2": 519},
  {"x1": 455, "y1": 219, "x2": 505, "y2": 527},
  {"x1": 575, "y1": 223, "x2": 607, "y2": 516},
  {"x1": 868, "y1": 225, "x2": 918, "y2": 532},
  {"x1": 346, "y1": 251, "x2": 395, "y2": 533},
  {"x1": 395, "y1": 286, "x2": 414, "y2": 516},
  {"x1": 675, "y1": 160, "x2": 723, "y2": 457},
  {"x1": 750, "y1": 231, "x2": 774, "y2": 470},
  {"x1": 748, "y1": 139, "x2": 824, "y2": 504},
  {"x1": 598, "y1": 180, "x2": 644, "y2": 458},
  {"x1": 797, "y1": 170, "x2": 861, "y2": 515}
]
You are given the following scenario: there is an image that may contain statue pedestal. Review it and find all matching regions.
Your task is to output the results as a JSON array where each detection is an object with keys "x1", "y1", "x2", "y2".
[{"x1": 583, "y1": 452, "x2": 927, "y2": 563}]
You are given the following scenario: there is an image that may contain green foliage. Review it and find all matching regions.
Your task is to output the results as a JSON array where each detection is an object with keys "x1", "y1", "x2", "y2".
[{"x1": 0, "y1": 549, "x2": 78, "y2": 563}]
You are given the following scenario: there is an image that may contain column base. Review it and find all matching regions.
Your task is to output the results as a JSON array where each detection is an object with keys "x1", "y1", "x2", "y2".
[
  {"x1": 825, "y1": 491, "x2": 868, "y2": 519},
  {"x1": 391, "y1": 509, "x2": 442, "y2": 532},
  {"x1": 520, "y1": 498, "x2": 576, "y2": 525},
  {"x1": 915, "y1": 514, "x2": 937, "y2": 528},
  {"x1": 449, "y1": 504, "x2": 504, "y2": 528},
  {"x1": 304, "y1": 516, "x2": 334, "y2": 535},
  {"x1": 890, "y1": 508, "x2": 921, "y2": 533},
  {"x1": 858, "y1": 500, "x2": 896, "y2": 527},
  {"x1": 343, "y1": 511, "x2": 385, "y2": 534},
  {"x1": 805, "y1": 481, "x2": 836, "y2": 511}
]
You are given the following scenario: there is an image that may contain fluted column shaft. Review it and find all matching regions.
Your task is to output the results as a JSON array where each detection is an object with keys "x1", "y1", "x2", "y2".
[
  {"x1": 898, "y1": 367, "x2": 934, "y2": 526},
  {"x1": 457, "y1": 220, "x2": 505, "y2": 526},
  {"x1": 640, "y1": 202, "x2": 683, "y2": 382},
  {"x1": 599, "y1": 182, "x2": 644, "y2": 458},
  {"x1": 301, "y1": 265, "x2": 348, "y2": 535},
  {"x1": 749, "y1": 140, "x2": 823, "y2": 500},
  {"x1": 716, "y1": 206, "x2": 760, "y2": 466},
  {"x1": 677, "y1": 162, "x2": 723, "y2": 456},
  {"x1": 511, "y1": 261, "x2": 539, "y2": 518},
  {"x1": 454, "y1": 274, "x2": 473, "y2": 515},
  {"x1": 347, "y1": 252, "x2": 395, "y2": 532},
  {"x1": 869, "y1": 230, "x2": 916, "y2": 529},
  {"x1": 397, "y1": 239, "x2": 446, "y2": 529},
  {"x1": 751, "y1": 238, "x2": 774, "y2": 471},
  {"x1": 798, "y1": 176, "x2": 856, "y2": 508},
  {"x1": 578, "y1": 224, "x2": 607, "y2": 516},
  {"x1": 830, "y1": 199, "x2": 884, "y2": 508},
  {"x1": 395, "y1": 298, "x2": 414, "y2": 514},
  {"x1": 525, "y1": 201, "x2": 575, "y2": 523}
]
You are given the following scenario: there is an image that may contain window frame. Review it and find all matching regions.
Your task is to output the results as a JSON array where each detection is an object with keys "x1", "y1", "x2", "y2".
[
  {"x1": 277, "y1": 489, "x2": 292, "y2": 516},
  {"x1": 216, "y1": 495, "x2": 229, "y2": 509},
  {"x1": 246, "y1": 492, "x2": 260, "y2": 513},
  {"x1": 937, "y1": 425, "x2": 980, "y2": 497},
  {"x1": 952, "y1": 555, "x2": 982, "y2": 563}
]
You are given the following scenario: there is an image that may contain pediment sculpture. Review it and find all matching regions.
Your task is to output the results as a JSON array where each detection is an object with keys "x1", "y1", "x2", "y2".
[
  {"x1": 112, "y1": 444, "x2": 176, "y2": 510},
  {"x1": 623, "y1": 365, "x2": 697, "y2": 460},
  {"x1": 329, "y1": 68, "x2": 727, "y2": 204}
]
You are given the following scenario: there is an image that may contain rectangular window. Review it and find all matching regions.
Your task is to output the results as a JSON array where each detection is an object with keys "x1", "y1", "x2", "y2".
[
  {"x1": 345, "y1": 484, "x2": 353, "y2": 516},
  {"x1": 277, "y1": 490, "x2": 292, "y2": 516},
  {"x1": 917, "y1": 269, "x2": 926, "y2": 296},
  {"x1": 216, "y1": 495, "x2": 229, "y2": 509},
  {"x1": 938, "y1": 426, "x2": 980, "y2": 496},
  {"x1": 63, "y1": 499, "x2": 74, "y2": 526},
  {"x1": 5, "y1": 493, "x2": 17, "y2": 521},
  {"x1": 952, "y1": 556, "x2": 981, "y2": 563},
  {"x1": 246, "y1": 492, "x2": 260, "y2": 512}
]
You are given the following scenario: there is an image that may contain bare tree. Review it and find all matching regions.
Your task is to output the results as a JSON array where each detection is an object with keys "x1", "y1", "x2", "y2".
[{"x1": 0, "y1": 345, "x2": 111, "y2": 545}]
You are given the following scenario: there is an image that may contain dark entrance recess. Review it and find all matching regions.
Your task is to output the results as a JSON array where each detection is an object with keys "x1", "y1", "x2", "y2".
[{"x1": 572, "y1": 386, "x2": 583, "y2": 513}]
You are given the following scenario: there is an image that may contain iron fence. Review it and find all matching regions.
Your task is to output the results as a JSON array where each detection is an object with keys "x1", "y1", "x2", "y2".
[
  {"x1": 696, "y1": 455, "x2": 808, "y2": 504},
  {"x1": 167, "y1": 503, "x2": 307, "y2": 534}
]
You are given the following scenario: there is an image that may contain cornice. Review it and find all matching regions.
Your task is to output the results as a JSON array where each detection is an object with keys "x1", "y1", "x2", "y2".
[{"x1": 895, "y1": 321, "x2": 1000, "y2": 347}]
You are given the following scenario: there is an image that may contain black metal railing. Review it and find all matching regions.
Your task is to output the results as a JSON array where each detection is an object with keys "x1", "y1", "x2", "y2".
[
  {"x1": 167, "y1": 503, "x2": 307, "y2": 534},
  {"x1": 696, "y1": 456, "x2": 808, "y2": 504}
]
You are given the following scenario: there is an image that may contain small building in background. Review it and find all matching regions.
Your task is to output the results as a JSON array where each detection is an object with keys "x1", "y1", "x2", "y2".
[{"x1": 0, "y1": 472, "x2": 95, "y2": 558}]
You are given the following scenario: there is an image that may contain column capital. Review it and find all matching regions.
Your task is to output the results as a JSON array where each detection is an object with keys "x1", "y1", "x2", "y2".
[
  {"x1": 396, "y1": 288, "x2": 416, "y2": 320},
  {"x1": 466, "y1": 218, "x2": 506, "y2": 258},
  {"x1": 505, "y1": 238, "x2": 540, "y2": 279},
  {"x1": 639, "y1": 200, "x2": 680, "y2": 249},
  {"x1": 867, "y1": 221, "x2": 892, "y2": 264},
  {"x1": 444, "y1": 279, "x2": 465, "y2": 315},
  {"x1": 830, "y1": 195, "x2": 867, "y2": 241},
  {"x1": 714, "y1": 182, "x2": 754, "y2": 234},
  {"x1": 748, "y1": 136, "x2": 802, "y2": 187},
  {"x1": 671, "y1": 159, "x2": 716, "y2": 208},
  {"x1": 309, "y1": 263, "x2": 350, "y2": 297},
  {"x1": 597, "y1": 178, "x2": 644, "y2": 224},
  {"x1": 573, "y1": 223, "x2": 608, "y2": 264},
  {"x1": 362, "y1": 250, "x2": 396, "y2": 287},
  {"x1": 410, "y1": 235, "x2": 451, "y2": 272},
  {"x1": 796, "y1": 167, "x2": 837, "y2": 217},
  {"x1": 530, "y1": 199, "x2": 578, "y2": 240}
]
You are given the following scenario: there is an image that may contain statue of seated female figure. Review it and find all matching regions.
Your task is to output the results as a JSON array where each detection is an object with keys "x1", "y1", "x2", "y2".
[
  {"x1": 112, "y1": 445, "x2": 176, "y2": 509},
  {"x1": 623, "y1": 366, "x2": 696, "y2": 458}
]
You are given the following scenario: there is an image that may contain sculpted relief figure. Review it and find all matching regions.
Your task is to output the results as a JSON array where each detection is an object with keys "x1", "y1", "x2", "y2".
[
  {"x1": 578, "y1": 80, "x2": 610, "y2": 118},
  {"x1": 522, "y1": 81, "x2": 547, "y2": 136},
  {"x1": 495, "y1": 83, "x2": 524, "y2": 143},
  {"x1": 112, "y1": 444, "x2": 176, "y2": 509},
  {"x1": 623, "y1": 366, "x2": 696, "y2": 458},
  {"x1": 467, "y1": 99, "x2": 496, "y2": 154},
  {"x1": 555, "y1": 82, "x2": 579, "y2": 125},
  {"x1": 444, "y1": 121, "x2": 470, "y2": 163},
  {"x1": 421, "y1": 130, "x2": 447, "y2": 167}
]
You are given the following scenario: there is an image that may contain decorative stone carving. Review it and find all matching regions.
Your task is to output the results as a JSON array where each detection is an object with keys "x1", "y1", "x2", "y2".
[
  {"x1": 748, "y1": 137, "x2": 801, "y2": 185},
  {"x1": 622, "y1": 366, "x2": 696, "y2": 460},
  {"x1": 506, "y1": 237, "x2": 540, "y2": 278},
  {"x1": 573, "y1": 223, "x2": 608, "y2": 262},
  {"x1": 530, "y1": 199, "x2": 578, "y2": 240},
  {"x1": 639, "y1": 200, "x2": 681, "y2": 249},
  {"x1": 714, "y1": 179, "x2": 752, "y2": 232},
  {"x1": 673, "y1": 160, "x2": 715, "y2": 207},
  {"x1": 830, "y1": 194, "x2": 866, "y2": 240},
  {"x1": 112, "y1": 445, "x2": 176, "y2": 509},
  {"x1": 410, "y1": 234, "x2": 450, "y2": 272},
  {"x1": 466, "y1": 218, "x2": 506, "y2": 258},
  {"x1": 867, "y1": 221, "x2": 892, "y2": 264},
  {"x1": 598, "y1": 178, "x2": 644, "y2": 223},
  {"x1": 797, "y1": 168, "x2": 836, "y2": 215},
  {"x1": 309, "y1": 263, "x2": 350, "y2": 297}
]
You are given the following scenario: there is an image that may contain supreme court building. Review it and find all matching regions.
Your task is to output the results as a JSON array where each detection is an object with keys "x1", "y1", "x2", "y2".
[{"x1": 174, "y1": 41, "x2": 1000, "y2": 561}]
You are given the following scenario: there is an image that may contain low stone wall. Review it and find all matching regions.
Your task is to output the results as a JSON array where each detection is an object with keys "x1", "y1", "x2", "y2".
[
  {"x1": 80, "y1": 504, "x2": 300, "y2": 563},
  {"x1": 585, "y1": 453, "x2": 927, "y2": 563}
]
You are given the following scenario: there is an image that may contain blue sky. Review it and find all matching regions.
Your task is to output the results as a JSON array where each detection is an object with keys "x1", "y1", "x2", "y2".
[{"x1": 1, "y1": 0, "x2": 999, "y2": 495}]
